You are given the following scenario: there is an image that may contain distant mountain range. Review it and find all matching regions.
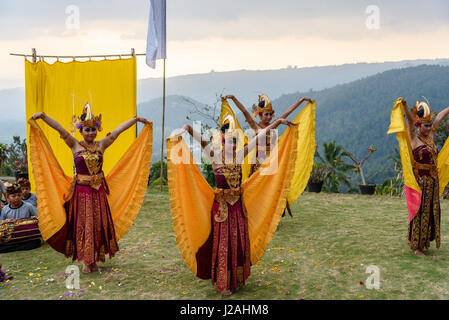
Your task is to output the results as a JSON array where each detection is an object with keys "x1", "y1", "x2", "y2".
[
  {"x1": 2, "y1": 59, "x2": 449, "y2": 186},
  {"x1": 137, "y1": 58, "x2": 449, "y2": 106}
]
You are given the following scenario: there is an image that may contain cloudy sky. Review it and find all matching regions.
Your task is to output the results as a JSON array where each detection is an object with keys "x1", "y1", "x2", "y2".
[{"x1": 0, "y1": 0, "x2": 448, "y2": 89}]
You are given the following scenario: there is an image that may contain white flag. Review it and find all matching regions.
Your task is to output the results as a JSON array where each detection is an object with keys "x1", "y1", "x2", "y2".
[{"x1": 146, "y1": 0, "x2": 166, "y2": 68}]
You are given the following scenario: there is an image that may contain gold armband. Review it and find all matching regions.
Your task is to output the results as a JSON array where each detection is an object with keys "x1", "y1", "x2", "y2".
[
  {"x1": 106, "y1": 132, "x2": 117, "y2": 141},
  {"x1": 60, "y1": 131, "x2": 70, "y2": 140}
]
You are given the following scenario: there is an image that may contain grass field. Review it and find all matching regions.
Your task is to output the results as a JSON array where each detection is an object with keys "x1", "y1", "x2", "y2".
[{"x1": 2, "y1": 187, "x2": 449, "y2": 300}]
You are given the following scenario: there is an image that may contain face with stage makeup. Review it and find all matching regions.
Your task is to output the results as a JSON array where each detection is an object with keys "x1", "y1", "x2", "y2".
[
  {"x1": 259, "y1": 110, "x2": 274, "y2": 126},
  {"x1": 417, "y1": 122, "x2": 432, "y2": 137},
  {"x1": 80, "y1": 126, "x2": 98, "y2": 142}
]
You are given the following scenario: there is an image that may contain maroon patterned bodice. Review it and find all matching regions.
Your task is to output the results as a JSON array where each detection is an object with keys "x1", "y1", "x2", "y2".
[
  {"x1": 214, "y1": 165, "x2": 242, "y2": 189},
  {"x1": 413, "y1": 144, "x2": 438, "y2": 177},
  {"x1": 73, "y1": 149, "x2": 104, "y2": 176}
]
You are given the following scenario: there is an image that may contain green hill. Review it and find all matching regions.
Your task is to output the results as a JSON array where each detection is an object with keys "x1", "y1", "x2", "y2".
[{"x1": 272, "y1": 64, "x2": 449, "y2": 185}]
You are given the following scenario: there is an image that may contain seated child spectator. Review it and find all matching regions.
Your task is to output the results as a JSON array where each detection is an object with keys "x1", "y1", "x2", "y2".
[
  {"x1": 18, "y1": 179, "x2": 37, "y2": 208},
  {"x1": 0, "y1": 183, "x2": 37, "y2": 220}
]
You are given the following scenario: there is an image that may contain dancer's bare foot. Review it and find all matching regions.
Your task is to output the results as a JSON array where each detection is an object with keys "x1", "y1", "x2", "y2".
[
  {"x1": 414, "y1": 250, "x2": 425, "y2": 257},
  {"x1": 82, "y1": 264, "x2": 91, "y2": 274},
  {"x1": 220, "y1": 289, "x2": 232, "y2": 296},
  {"x1": 90, "y1": 263, "x2": 99, "y2": 272}
]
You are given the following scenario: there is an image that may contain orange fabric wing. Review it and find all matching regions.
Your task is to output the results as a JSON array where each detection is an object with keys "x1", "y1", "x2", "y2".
[
  {"x1": 28, "y1": 119, "x2": 73, "y2": 241},
  {"x1": 106, "y1": 123, "x2": 153, "y2": 241},
  {"x1": 166, "y1": 135, "x2": 215, "y2": 275},
  {"x1": 242, "y1": 125, "x2": 299, "y2": 264}
]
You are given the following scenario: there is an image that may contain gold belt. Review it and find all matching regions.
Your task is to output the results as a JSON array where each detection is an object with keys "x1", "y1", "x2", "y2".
[
  {"x1": 76, "y1": 172, "x2": 105, "y2": 190},
  {"x1": 412, "y1": 161, "x2": 438, "y2": 179},
  {"x1": 213, "y1": 187, "x2": 242, "y2": 223},
  {"x1": 64, "y1": 171, "x2": 109, "y2": 202}
]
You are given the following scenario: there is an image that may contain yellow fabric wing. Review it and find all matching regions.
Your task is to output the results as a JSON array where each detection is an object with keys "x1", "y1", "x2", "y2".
[
  {"x1": 437, "y1": 138, "x2": 449, "y2": 196},
  {"x1": 287, "y1": 101, "x2": 316, "y2": 204},
  {"x1": 166, "y1": 135, "x2": 215, "y2": 275},
  {"x1": 243, "y1": 125, "x2": 299, "y2": 264},
  {"x1": 387, "y1": 99, "x2": 422, "y2": 221},
  {"x1": 106, "y1": 123, "x2": 153, "y2": 241},
  {"x1": 387, "y1": 99, "x2": 421, "y2": 194},
  {"x1": 28, "y1": 119, "x2": 73, "y2": 241}
]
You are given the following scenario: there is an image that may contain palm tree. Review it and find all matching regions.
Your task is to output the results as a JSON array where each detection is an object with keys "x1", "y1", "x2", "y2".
[{"x1": 316, "y1": 141, "x2": 352, "y2": 193}]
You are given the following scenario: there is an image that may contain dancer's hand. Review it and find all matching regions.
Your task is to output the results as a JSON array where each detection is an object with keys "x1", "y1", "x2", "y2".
[
  {"x1": 278, "y1": 118, "x2": 297, "y2": 126},
  {"x1": 181, "y1": 124, "x2": 191, "y2": 133},
  {"x1": 173, "y1": 124, "x2": 190, "y2": 137},
  {"x1": 222, "y1": 95, "x2": 234, "y2": 100},
  {"x1": 136, "y1": 117, "x2": 150, "y2": 124},
  {"x1": 304, "y1": 97, "x2": 313, "y2": 103},
  {"x1": 32, "y1": 112, "x2": 45, "y2": 120}
]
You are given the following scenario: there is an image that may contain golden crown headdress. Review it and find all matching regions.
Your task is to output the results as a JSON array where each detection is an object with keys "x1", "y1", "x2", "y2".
[
  {"x1": 71, "y1": 102, "x2": 102, "y2": 133},
  {"x1": 251, "y1": 94, "x2": 273, "y2": 118},
  {"x1": 415, "y1": 101, "x2": 435, "y2": 125}
]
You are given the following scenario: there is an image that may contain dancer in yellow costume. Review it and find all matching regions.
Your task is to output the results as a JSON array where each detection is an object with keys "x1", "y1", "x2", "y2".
[
  {"x1": 30, "y1": 104, "x2": 153, "y2": 273},
  {"x1": 167, "y1": 114, "x2": 298, "y2": 295},
  {"x1": 222, "y1": 94, "x2": 315, "y2": 215},
  {"x1": 388, "y1": 98, "x2": 449, "y2": 257}
]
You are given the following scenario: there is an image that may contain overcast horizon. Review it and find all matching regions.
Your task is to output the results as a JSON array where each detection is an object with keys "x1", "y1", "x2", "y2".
[{"x1": 1, "y1": 0, "x2": 449, "y2": 89}]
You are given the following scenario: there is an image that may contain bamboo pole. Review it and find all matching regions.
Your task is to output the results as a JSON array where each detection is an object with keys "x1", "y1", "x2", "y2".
[
  {"x1": 131, "y1": 48, "x2": 138, "y2": 139},
  {"x1": 160, "y1": 58, "x2": 166, "y2": 191},
  {"x1": 10, "y1": 52, "x2": 146, "y2": 59}
]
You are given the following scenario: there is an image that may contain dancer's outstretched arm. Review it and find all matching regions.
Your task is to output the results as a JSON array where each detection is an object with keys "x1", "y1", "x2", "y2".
[
  {"x1": 179, "y1": 124, "x2": 215, "y2": 158},
  {"x1": 264, "y1": 118, "x2": 295, "y2": 131},
  {"x1": 32, "y1": 112, "x2": 78, "y2": 150},
  {"x1": 279, "y1": 97, "x2": 312, "y2": 119},
  {"x1": 238, "y1": 118, "x2": 296, "y2": 159},
  {"x1": 100, "y1": 116, "x2": 150, "y2": 151},
  {"x1": 401, "y1": 98, "x2": 417, "y2": 142},
  {"x1": 222, "y1": 95, "x2": 259, "y2": 130}
]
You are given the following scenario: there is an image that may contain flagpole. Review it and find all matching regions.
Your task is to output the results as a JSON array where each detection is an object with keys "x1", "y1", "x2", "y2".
[{"x1": 160, "y1": 58, "x2": 166, "y2": 191}]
